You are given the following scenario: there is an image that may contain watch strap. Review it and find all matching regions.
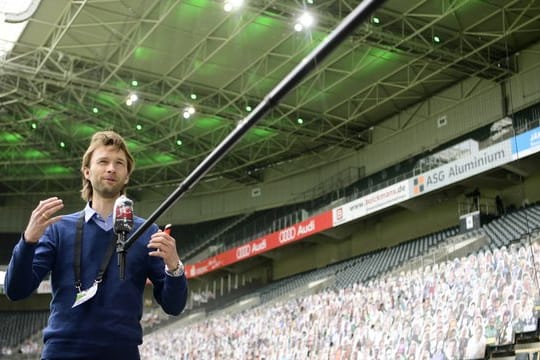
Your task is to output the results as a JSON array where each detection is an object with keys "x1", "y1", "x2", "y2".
[{"x1": 165, "y1": 260, "x2": 184, "y2": 277}]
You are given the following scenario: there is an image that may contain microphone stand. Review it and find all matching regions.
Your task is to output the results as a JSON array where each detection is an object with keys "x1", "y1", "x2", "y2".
[
  {"x1": 116, "y1": 231, "x2": 128, "y2": 280},
  {"x1": 122, "y1": 0, "x2": 387, "y2": 255}
]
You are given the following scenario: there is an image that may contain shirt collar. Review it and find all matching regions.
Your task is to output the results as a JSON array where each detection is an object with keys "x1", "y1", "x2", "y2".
[
  {"x1": 84, "y1": 202, "x2": 114, "y2": 231},
  {"x1": 84, "y1": 202, "x2": 96, "y2": 223}
]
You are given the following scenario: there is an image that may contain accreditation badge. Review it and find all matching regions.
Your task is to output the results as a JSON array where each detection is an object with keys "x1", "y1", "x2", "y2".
[{"x1": 72, "y1": 281, "x2": 98, "y2": 308}]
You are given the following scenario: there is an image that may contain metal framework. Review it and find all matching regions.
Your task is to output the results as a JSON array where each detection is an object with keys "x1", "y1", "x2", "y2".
[{"x1": 1, "y1": 0, "x2": 540, "y2": 198}]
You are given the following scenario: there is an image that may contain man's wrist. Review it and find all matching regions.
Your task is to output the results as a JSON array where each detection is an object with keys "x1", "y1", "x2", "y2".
[
  {"x1": 21, "y1": 232, "x2": 38, "y2": 245},
  {"x1": 165, "y1": 259, "x2": 184, "y2": 277}
]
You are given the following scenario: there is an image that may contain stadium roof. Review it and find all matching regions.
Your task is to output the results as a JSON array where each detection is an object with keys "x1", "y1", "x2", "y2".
[{"x1": 1, "y1": 0, "x2": 540, "y2": 200}]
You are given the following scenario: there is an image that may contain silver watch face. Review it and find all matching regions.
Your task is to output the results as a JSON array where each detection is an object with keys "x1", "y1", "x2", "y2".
[
  {"x1": 171, "y1": 261, "x2": 184, "y2": 276},
  {"x1": 165, "y1": 260, "x2": 184, "y2": 276},
  {"x1": 177, "y1": 262, "x2": 185, "y2": 275}
]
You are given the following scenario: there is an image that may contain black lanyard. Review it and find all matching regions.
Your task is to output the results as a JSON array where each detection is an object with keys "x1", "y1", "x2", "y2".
[{"x1": 73, "y1": 211, "x2": 117, "y2": 292}]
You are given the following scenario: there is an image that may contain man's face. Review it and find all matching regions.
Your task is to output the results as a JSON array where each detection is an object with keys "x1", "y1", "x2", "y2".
[{"x1": 84, "y1": 145, "x2": 129, "y2": 199}]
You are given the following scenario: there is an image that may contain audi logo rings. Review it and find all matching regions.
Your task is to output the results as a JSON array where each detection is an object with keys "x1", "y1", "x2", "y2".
[{"x1": 279, "y1": 227, "x2": 297, "y2": 243}]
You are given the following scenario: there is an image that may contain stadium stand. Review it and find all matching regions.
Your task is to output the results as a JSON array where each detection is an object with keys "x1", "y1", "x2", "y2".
[{"x1": 138, "y1": 234, "x2": 540, "y2": 359}]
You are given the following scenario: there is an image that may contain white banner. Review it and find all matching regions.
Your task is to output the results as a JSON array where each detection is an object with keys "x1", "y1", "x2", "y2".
[
  {"x1": 333, "y1": 180, "x2": 409, "y2": 226},
  {"x1": 410, "y1": 141, "x2": 512, "y2": 197},
  {"x1": 363, "y1": 180, "x2": 409, "y2": 213},
  {"x1": 332, "y1": 197, "x2": 366, "y2": 226}
]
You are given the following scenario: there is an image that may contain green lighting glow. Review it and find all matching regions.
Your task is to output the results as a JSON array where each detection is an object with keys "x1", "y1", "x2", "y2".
[
  {"x1": 59, "y1": 142, "x2": 66, "y2": 148},
  {"x1": 433, "y1": 35, "x2": 441, "y2": 43},
  {"x1": 95, "y1": 92, "x2": 119, "y2": 106},
  {"x1": 92, "y1": 107, "x2": 99, "y2": 113},
  {"x1": 131, "y1": 80, "x2": 138, "y2": 87},
  {"x1": 34, "y1": 108, "x2": 51, "y2": 120},
  {"x1": 176, "y1": 139, "x2": 183, "y2": 146},
  {"x1": 372, "y1": 16, "x2": 380, "y2": 24},
  {"x1": 252, "y1": 128, "x2": 273, "y2": 138},
  {"x1": 0, "y1": 132, "x2": 22, "y2": 143},
  {"x1": 73, "y1": 124, "x2": 98, "y2": 137},
  {"x1": 43, "y1": 165, "x2": 70, "y2": 175},
  {"x1": 177, "y1": 0, "x2": 209, "y2": 14},
  {"x1": 153, "y1": 153, "x2": 175, "y2": 164},
  {"x1": 136, "y1": 124, "x2": 142, "y2": 131},
  {"x1": 134, "y1": 47, "x2": 155, "y2": 61},
  {"x1": 112, "y1": 81, "x2": 129, "y2": 90},
  {"x1": 139, "y1": 104, "x2": 170, "y2": 120},
  {"x1": 190, "y1": 93, "x2": 197, "y2": 100},
  {"x1": 249, "y1": 15, "x2": 280, "y2": 30},
  {"x1": 127, "y1": 140, "x2": 140, "y2": 151},
  {"x1": 246, "y1": 106, "x2": 252, "y2": 112},
  {"x1": 297, "y1": 118, "x2": 304, "y2": 124},
  {"x1": 23, "y1": 149, "x2": 47, "y2": 159},
  {"x1": 195, "y1": 117, "x2": 221, "y2": 129},
  {"x1": 31, "y1": 123, "x2": 37, "y2": 129}
]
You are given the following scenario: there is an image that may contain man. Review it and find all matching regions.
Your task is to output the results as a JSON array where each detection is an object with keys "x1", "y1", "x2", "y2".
[{"x1": 4, "y1": 131, "x2": 188, "y2": 359}]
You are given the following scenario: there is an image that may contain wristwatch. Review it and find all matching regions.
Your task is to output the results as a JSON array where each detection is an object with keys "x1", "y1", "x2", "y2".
[{"x1": 165, "y1": 259, "x2": 185, "y2": 277}]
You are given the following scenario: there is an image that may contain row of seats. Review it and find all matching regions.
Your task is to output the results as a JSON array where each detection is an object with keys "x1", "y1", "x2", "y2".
[{"x1": 0, "y1": 311, "x2": 48, "y2": 349}]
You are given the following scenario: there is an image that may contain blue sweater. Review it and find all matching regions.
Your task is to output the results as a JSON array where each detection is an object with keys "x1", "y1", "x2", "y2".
[{"x1": 5, "y1": 211, "x2": 188, "y2": 359}]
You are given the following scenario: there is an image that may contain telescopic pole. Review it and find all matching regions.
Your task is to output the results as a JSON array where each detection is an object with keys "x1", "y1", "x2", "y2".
[{"x1": 124, "y1": 0, "x2": 387, "y2": 252}]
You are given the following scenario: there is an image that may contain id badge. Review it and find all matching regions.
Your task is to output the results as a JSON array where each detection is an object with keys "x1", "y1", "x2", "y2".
[{"x1": 72, "y1": 281, "x2": 98, "y2": 308}]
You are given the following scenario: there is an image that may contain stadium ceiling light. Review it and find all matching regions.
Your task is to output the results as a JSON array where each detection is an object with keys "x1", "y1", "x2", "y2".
[
  {"x1": 126, "y1": 93, "x2": 138, "y2": 106},
  {"x1": 183, "y1": 105, "x2": 195, "y2": 119},
  {"x1": 294, "y1": 11, "x2": 315, "y2": 32},
  {"x1": 224, "y1": 0, "x2": 243, "y2": 12}
]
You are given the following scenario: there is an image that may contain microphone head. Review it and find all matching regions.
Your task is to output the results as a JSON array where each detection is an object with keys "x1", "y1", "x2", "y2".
[{"x1": 113, "y1": 195, "x2": 134, "y2": 234}]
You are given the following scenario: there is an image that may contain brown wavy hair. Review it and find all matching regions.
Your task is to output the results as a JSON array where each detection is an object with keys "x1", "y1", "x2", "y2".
[{"x1": 80, "y1": 131, "x2": 134, "y2": 201}]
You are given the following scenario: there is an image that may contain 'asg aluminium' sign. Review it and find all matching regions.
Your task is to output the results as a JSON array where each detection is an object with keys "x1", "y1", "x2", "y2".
[{"x1": 410, "y1": 141, "x2": 512, "y2": 197}]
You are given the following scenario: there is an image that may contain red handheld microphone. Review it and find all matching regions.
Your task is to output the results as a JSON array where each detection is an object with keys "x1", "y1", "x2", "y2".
[{"x1": 163, "y1": 224, "x2": 172, "y2": 235}]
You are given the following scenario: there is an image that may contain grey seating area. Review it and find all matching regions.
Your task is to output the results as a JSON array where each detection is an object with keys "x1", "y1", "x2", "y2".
[
  {"x1": 183, "y1": 211, "x2": 255, "y2": 260},
  {"x1": 323, "y1": 227, "x2": 458, "y2": 290},
  {"x1": 183, "y1": 207, "x2": 309, "y2": 262},
  {"x1": 254, "y1": 227, "x2": 460, "y2": 305},
  {"x1": 258, "y1": 265, "x2": 337, "y2": 304},
  {"x1": 0, "y1": 311, "x2": 48, "y2": 350},
  {"x1": 482, "y1": 203, "x2": 540, "y2": 250}
]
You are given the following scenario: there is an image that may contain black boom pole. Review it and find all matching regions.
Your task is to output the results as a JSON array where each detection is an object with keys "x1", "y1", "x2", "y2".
[{"x1": 123, "y1": 0, "x2": 387, "y2": 253}]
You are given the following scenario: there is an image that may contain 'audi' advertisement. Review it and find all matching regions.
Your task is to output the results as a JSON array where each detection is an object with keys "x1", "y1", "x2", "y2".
[{"x1": 185, "y1": 211, "x2": 333, "y2": 278}]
